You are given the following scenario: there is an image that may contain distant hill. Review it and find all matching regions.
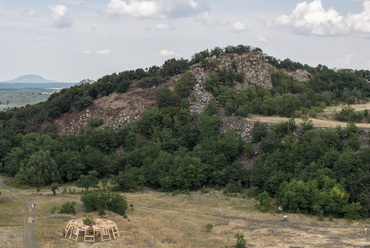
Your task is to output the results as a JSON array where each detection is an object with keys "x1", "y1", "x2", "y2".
[{"x1": 3, "y1": 74, "x2": 74, "y2": 84}]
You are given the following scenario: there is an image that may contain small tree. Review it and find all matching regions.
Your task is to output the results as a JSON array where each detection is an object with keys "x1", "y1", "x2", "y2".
[
  {"x1": 251, "y1": 121, "x2": 268, "y2": 142},
  {"x1": 50, "y1": 183, "x2": 59, "y2": 195},
  {"x1": 107, "y1": 192, "x2": 128, "y2": 217},
  {"x1": 75, "y1": 170, "x2": 99, "y2": 192},
  {"x1": 257, "y1": 191, "x2": 271, "y2": 213},
  {"x1": 59, "y1": 202, "x2": 76, "y2": 214}
]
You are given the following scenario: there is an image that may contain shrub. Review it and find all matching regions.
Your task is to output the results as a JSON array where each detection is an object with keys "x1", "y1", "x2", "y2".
[
  {"x1": 59, "y1": 202, "x2": 76, "y2": 215},
  {"x1": 244, "y1": 141, "x2": 254, "y2": 158},
  {"x1": 107, "y1": 192, "x2": 128, "y2": 216},
  {"x1": 342, "y1": 202, "x2": 362, "y2": 220},
  {"x1": 251, "y1": 121, "x2": 268, "y2": 142},
  {"x1": 78, "y1": 96, "x2": 93, "y2": 110},
  {"x1": 257, "y1": 191, "x2": 271, "y2": 212},
  {"x1": 223, "y1": 182, "x2": 242, "y2": 195},
  {"x1": 50, "y1": 183, "x2": 59, "y2": 195},
  {"x1": 83, "y1": 216, "x2": 95, "y2": 226},
  {"x1": 204, "y1": 223, "x2": 213, "y2": 232},
  {"x1": 87, "y1": 118, "x2": 104, "y2": 127},
  {"x1": 234, "y1": 233, "x2": 247, "y2": 248}
]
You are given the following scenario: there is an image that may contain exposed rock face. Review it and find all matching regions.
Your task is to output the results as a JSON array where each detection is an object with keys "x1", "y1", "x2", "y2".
[
  {"x1": 188, "y1": 51, "x2": 309, "y2": 115},
  {"x1": 53, "y1": 85, "x2": 157, "y2": 135},
  {"x1": 285, "y1": 69, "x2": 310, "y2": 82},
  {"x1": 52, "y1": 51, "x2": 311, "y2": 135}
]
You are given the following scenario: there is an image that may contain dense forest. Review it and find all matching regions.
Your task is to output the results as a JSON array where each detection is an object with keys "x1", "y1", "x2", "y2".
[{"x1": 0, "y1": 45, "x2": 369, "y2": 220}]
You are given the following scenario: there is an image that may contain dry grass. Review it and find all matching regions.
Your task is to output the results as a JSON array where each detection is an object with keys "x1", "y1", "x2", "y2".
[
  {"x1": 246, "y1": 102, "x2": 370, "y2": 129},
  {"x1": 1, "y1": 181, "x2": 370, "y2": 248}
]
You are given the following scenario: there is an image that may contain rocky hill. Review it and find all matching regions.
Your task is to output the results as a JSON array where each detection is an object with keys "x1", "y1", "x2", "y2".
[{"x1": 51, "y1": 51, "x2": 310, "y2": 136}]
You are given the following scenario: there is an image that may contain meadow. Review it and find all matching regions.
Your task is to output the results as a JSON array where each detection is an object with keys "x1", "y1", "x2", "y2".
[{"x1": 1, "y1": 177, "x2": 369, "y2": 248}]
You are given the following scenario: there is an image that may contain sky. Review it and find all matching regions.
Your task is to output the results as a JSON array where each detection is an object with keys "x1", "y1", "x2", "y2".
[{"x1": 0, "y1": 0, "x2": 369, "y2": 82}]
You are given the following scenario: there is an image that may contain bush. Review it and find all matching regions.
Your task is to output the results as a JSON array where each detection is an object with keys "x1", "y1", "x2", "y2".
[
  {"x1": 251, "y1": 121, "x2": 268, "y2": 142},
  {"x1": 234, "y1": 233, "x2": 247, "y2": 248},
  {"x1": 59, "y1": 202, "x2": 76, "y2": 214},
  {"x1": 342, "y1": 202, "x2": 362, "y2": 220},
  {"x1": 87, "y1": 118, "x2": 104, "y2": 127},
  {"x1": 50, "y1": 183, "x2": 59, "y2": 195},
  {"x1": 257, "y1": 191, "x2": 271, "y2": 212},
  {"x1": 78, "y1": 96, "x2": 93, "y2": 110},
  {"x1": 107, "y1": 192, "x2": 128, "y2": 216},
  {"x1": 244, "y1": 141, "x2": 254, "y2": 158},
  {"x1": 223, "y1": 182, "x2": 242, "y2": 195}
]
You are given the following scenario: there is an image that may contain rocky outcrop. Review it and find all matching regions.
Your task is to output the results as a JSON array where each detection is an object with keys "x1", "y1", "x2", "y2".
[
  {"x1": 51, "y1": 51, "x2": 311, "y2": 135},
  {"x1": 53, "y1": 86, "x2": 157, "y2": 135}
]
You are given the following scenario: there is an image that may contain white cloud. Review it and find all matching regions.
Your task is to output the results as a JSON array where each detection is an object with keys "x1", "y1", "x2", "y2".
[
  {"x1": 106, "y1": 0, "x2": 208, "y2": 19},
  {"x1": 159, "y1": 49, "x2": 177, "y2": 57},
  {"x1": 83, "y1": 50, "x2": 92, "y2": 54},
  {"x1": 196, "y1": 11, "x2": 220, "y2": 26},
  {"x1": 34, "y1": 36, "x2": 47, "y2": 41},
  {"x1": 232, "y1": 21, "x2": 246, "y2": 32},
  {"x1": 258, "y1": 36, "x2": 269, "y2": 43},
  {"x1": 346, "y1": 1, "x2": 370, "y2": 33},
  {"x1": 275, "y1": 0, "x2": 370, "y2": 36},
  {"x1": 91, "y1": 24, "x2": 97, "y2": 31},
  {"x1": 21, "y1": 10, "x2": 37, "y2": 17},
  {"x1": 49, "y1": 5, "x2": 73, "y2": 28},
  {"x1": 154, "y1": 23, "x2": 172, "y2": 30},
  {"x1": 97, "y1": 49, "x2": 111, "y2": 55}
]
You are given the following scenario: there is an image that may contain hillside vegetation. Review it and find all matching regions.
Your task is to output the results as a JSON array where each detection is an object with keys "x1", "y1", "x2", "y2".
[{"x1": 0, "y1": 45, "x2": 369, "y2": 220}]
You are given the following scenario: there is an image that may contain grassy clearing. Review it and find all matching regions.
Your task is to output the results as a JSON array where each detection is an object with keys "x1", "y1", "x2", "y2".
[
  {"x1": 246, "y1": 102, "x2": 370, "y2": 129},
  {"x1": 1, "y1": 181, "x2": 370, "y2": 248}
]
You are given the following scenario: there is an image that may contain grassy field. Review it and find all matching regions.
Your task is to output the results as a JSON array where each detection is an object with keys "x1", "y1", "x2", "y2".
[
  {"x1": 247, "y1": 102, "x2": 370, "y2": 129},
  {"x1": 1, "y1": 177, "x2": 369, "y2": 248}
]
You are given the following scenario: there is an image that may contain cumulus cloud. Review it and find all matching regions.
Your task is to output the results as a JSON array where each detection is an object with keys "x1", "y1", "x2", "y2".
[
  {"x1": 232, "y1": 21, "x2": 246, "y2": 32},
  {"x1": 154, "y1": 23, "x2": 173, "y2": 30},
  {"x1": 49, "y1": 5, "x2": 73, "y2": 28},
  {"x1": 21, "y1": 10, "x2": 37, "y2": 17},
  {"x1": 346, "y1": 1, "x2": 370, "y2": 33},
  {"x1": 97, "y1": 49, "x2": 111, "y2": 55},
  {"x1": 83, "y1": 50, "x2": 92, "y2": 54},
  {"x1": 106, "y1": 0, "x2": 208, "y2": 19},
  {"x1": 158, "y1": 49, "x2": 179, "y2": 57},
  {"x1": 196, "y1": 11, "x2": 220, "y2": 26},
  {"x1": 91, "y1": 24, "x2": 97, "y2": 31},
  {"x1": 275, "y1": 0, "x2": 370, "y2": 36}
]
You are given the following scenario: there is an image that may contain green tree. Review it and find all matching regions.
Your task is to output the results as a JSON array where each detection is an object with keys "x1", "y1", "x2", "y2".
[
  {"x1": 59, "y1": 202, "x2": 76, "y2": 214},
  {"x1": 107, "y1": 192, "x2": 128, "y2": 216},
  {"x1": 50, "y1": 183, "x2": 59, "y2": 195},
  {"x1": 75, "y1": 170, "x2": 99, "y2": 192},
  {"x1": 252, "y1": 121, "x2": 268, "y2": 142},
  {"x1": 257, "y1": 191, "x2": 271, "y2": 212},
  {"x1": 15, "y1": 150, "x2": 60, "y2": 188}
]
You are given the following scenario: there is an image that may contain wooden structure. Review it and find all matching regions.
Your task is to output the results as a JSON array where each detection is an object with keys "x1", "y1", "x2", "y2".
[{"x1": 63, "y1": 218, "x2": 119, "y2": 243}]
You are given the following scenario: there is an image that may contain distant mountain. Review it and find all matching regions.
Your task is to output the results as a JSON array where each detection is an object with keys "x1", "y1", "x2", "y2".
[{"x1": 3, "y1": 74, "x2": 73, "y2": 84}]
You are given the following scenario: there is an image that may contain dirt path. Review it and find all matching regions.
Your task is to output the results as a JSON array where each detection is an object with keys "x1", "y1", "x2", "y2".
[
  {"x1": 0, "y1": 181, "x2": 37, "y2": 248},
  {"x1": 246, "y1": 115, "x2": 370, "y2": 128},
  {"x1": 245, "y1": 102, "x2": 370, "y2": 128}
]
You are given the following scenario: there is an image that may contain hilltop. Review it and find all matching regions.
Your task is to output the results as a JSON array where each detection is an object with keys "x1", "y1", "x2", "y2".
[
  {"x1": 0, "y1": 45, "x2": 369, "y2": 223},
  {"x1": 2, "y1": 74, "x2": 74, "y2": 84}
]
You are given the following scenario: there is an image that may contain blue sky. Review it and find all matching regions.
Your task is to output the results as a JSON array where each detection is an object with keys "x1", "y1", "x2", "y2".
[{"x1": 0, "y1": 0, "x2": 369, "y2": 82}]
